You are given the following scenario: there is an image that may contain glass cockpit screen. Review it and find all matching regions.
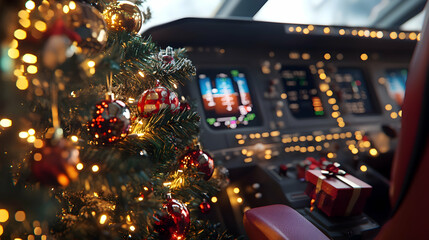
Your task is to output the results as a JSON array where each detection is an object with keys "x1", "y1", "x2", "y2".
[
  {"x1": 333, "y1": 68, "x2": 376, "y2": 115},
  {"x1": 198, "y1": 69, "x2": 260, "y2": 129},
  {"x1": 385, "y1": 69, "x2": 407, "y2": 107},
  {"x1": 281, "y1": 66, "x2": 325, "y2": 118}
]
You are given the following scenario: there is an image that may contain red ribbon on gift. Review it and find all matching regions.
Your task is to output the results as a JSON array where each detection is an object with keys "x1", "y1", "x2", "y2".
[{"x1": 311, "y1": 162, "x2": 362, "y2": 216}]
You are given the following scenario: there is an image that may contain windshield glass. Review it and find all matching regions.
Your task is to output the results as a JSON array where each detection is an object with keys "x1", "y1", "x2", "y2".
[
  {"x1": 141, "y1": 0, "x2": 425, "y2": 32},
  {"x1": 254, "y1": 0, "x2": 424, "y2": 30}
]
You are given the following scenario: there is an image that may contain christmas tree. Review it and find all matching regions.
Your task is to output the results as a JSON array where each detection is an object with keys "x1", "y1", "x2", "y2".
[{"x1": 0, "y1": 0, "x2": 231, "y2": 239}]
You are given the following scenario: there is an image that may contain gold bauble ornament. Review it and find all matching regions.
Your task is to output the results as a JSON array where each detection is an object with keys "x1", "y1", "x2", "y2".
[
  {"x1": 102, "y1": 0, "x2": 143, "y2": 34},
  {"x1": 63, "y1": 2, "x2": 108, "y2": 56}
]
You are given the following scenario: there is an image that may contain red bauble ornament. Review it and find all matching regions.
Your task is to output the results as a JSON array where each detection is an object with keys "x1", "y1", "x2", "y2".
[
  {"x1": 87, "y1": 98, "x2": 131, "y2": 145},
  {"x1": 154, "y1": 195, "x2": 190, "y2": 240},
  {"x1": 137, "y1": 83, "x2": 180, "y2": 118},
  {"x1": 199, "y1": 199, "x2": 211, "y2": 214},
  {"x1": 31, "y1": 138, "x2": 80, "y2": 187},
  {"x1": 180, "y1": 150, "x2": 215, "y2": 180}
]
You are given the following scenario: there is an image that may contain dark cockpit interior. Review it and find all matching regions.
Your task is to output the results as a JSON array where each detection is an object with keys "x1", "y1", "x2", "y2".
[{"x1": 143, "y1": 0, "x2": 429, "y2": 239}]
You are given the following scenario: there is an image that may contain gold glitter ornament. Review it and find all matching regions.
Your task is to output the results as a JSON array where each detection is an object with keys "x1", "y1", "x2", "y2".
[
  {"x1": 102, "y1": 1, "x2": 143, "y2": 34},
  {"x1": 63, "y1": 1, "x2": 108, "y2": 56}
]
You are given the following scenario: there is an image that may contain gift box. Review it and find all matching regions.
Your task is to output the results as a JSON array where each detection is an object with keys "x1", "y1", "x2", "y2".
[
  {"x1": 305, "y1": 166, "x2": 372, "y2": 217},
  {"x1": 296, "y1": 157, "x2": 330, "y2": 180}
]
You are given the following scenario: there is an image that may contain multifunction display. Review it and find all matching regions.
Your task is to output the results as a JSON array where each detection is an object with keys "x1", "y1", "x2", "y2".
[
  {"x1": 281, "y1": 66, "x2": 325, "y2": 118},
  {"x1": 385, "y1": 69, "x2": 407, "y2": 107},
  {"x1": 198, "y1": 69, "x2": 260, "y2": 129},
  {"x1": 333, "y1": 68, "x2": 376, "y2": 115}
]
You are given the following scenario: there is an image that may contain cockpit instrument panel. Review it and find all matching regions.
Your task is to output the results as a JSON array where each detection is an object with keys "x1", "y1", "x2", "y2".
[
  {"x1": 333, "y1": 68, "x2": 376, "y2": 115},
  {"x1": 198, "y1": 69, "x2": 260, "y2": 129},
  {"x1": 281, "y1": 66, "x2": 325, "y2": 118}
]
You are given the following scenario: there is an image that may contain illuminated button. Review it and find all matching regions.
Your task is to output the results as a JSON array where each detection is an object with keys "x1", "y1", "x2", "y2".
[
  {"x1": 323, "y1": 27, "x2": 330, "y2": 34},
  {"x1": 369, "y1": 148, "x2": 378, "y2": 156},
  {"x1": 385, "y1": 104, "x2": 392, "y2": 111}
]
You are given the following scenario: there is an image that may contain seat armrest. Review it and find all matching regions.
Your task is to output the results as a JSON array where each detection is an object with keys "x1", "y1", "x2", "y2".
[{"x1": 243, "y1": 204, "x2": 329, "y2": 240}]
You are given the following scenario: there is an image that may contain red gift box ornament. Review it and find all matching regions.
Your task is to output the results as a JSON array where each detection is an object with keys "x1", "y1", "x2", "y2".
[{"x1": 306, "y1": 162, "x2": 372, "y2": 217}]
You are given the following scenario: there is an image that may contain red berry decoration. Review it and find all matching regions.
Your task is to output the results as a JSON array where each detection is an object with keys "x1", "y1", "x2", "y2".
[
  {"x1": 154, "y1": 195, "x2": 190, "y2": 240},
  {"x1": 137, "y1": 83, "x2": 180, "y2": 118},
  {"x1": 180, "y1": 150, "x2": 215, "y2": 180},
  {"x1": 159, "y1": 46, "x2": 175, "y2": 64},
  {"x1": 31, "y1": 138, "x2": 80, "y2": 187},
  {"x1": 87, "y1": 98, "x2": 131, "y2": 145},
  {"x1": 179, "y1": 101, "x2": 191, "y2": 111},
  {"x1": 199, "y1": 199, "x2": 211, "y2": 214}
]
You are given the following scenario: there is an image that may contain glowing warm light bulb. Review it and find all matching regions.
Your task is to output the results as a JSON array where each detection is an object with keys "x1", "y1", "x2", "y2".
[
  {"x1": 69, "y1": 1, "x2": 76, "y2": 10},
  {"x1": 27, "y1": 136, "x2": 36, "y2": 143},
  {"x1": 0, "y1": 119, "x2": 12, "y2": 128},
  {"x1": 27, "y1": 65, "x2": 38, "y2": 74},
  {"x1": 28, "y1": 128, "x2": 35, "y2": 135},
  {"x1": 63, "y1": 5, "x2": 70, "y2": 14},
  {"x1": 16, "y1": 77, "x2": 29, "y2": 90},
  {"x1": 25, "y1": 0, "x2": 36, "y2": 10},
  {"x1": 236, "y1": 197, "x2": 243, "y2": 204},
  {"x1": 99, "y1": 214, "x2": 107, "y2": 224},
  {"x1": 369, "y1": 148, "x2": 378, "y2": 156},
  {"x1": 233, "y1": 187, "x2": 240, "y2": 194},
  {"x1": 360, "y1": 53, "x2": 368, "y2": 61},
  {"x1": 211, "y1": 196, "x2": 218, "y2": 203},
  {"x1": 14, "y1": 29, "x2": 27, "y2": 40},
  {"x1": 76, "y1": 163, "x2": 84, "y2": 170},
  {"x1": 385, "y1": 104, "x2": 392, "y2": 111},
  {"x1": 129, "y1": 225, "x2": 136, "y2": 231},
  {"x1": 0, "y1": 209, "x2": 9, "y2": 222},
  {"x1": 71, "y1": 135, "x2": 78, "y2": 142},
  {"x1": 360, "y1": 165, "x2": 368, "y2": 172},
  {"x1": 8, "y1": 48, "x2": 20, "y2": 59},
  {"x1": 34, "y1": 226, "x2": 42, "y2": 235},
  {"x1": 15, "y1": 211, "x2": 26, "y2": 222},
  {"x1": 34, "y1": 21, "x2": 47, "y2": 32},
  {"x1": 87, "y1": 60, "x2": 95, "y2": 67},
  {"x1": 92, "y1": 165, "x2": 99, "y2": 172},
  {"x1": 19, "y1": 131, "x2": 29, "y2": 138}
]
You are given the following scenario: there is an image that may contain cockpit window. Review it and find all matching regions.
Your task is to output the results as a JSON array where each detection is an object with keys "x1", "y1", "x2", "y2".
[
  {"x1": 141, "y1": 0, "x2": 426, "y2": 32},
  {"x1": 254, "y1": 0, "x2": 425, "y2": 31}
]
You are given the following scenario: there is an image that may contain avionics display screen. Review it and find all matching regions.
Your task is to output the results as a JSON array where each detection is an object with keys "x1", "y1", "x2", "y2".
[
  {"x1": 281, "y1": 66, "x2": 325, "y2": 118},
  {"x1": 385, "y1": 69, "x2": 407, "y2": 106},
  {"x1": 198, "y1": 69, "x2": 260, "y2": 129},
  {"x1": 333, "y1": 68, "x2": 376, "y2": 115}
]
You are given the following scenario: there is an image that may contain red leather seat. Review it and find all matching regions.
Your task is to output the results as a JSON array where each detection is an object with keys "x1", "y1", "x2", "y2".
[
  {"x1": 243, "y1": 205, "x2": 329, "y2": 240},
  {"x1": 244, "y1": 3, "x2": 429, "y2": 239}
]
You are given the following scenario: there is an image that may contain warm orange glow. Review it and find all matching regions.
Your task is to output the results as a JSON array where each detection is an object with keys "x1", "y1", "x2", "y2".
[
  {"x1": 14, "y1": 29, "x2": 27, "y2": 40},
  {"x1": 360, "y1": 53, "x2": 368, "y2": 61},
  {"x1": 0, "y1": 209, "x2": 9, "y2": 222},
  {"x1": 16, "y1": 77, "x2": 29, "y2": 90},
  {"x1": 35, "y1": 21, "x2": 47, "y2": 32},
  {"x1": 8, "y1": 48, "x2": 20, "y2": 59}
]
